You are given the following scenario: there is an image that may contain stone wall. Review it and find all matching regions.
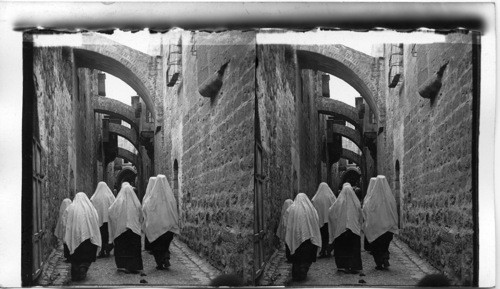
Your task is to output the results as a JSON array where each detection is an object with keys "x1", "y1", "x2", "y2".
[
  {"x1": 33, "y1": 46, "x2": 101, "y2": 266},
  {"x1": 298, "y1": 69, "x2": 324, "y2": 197},
  {"x1": 379, "y1": 35, "x2": 474, "y2": 284},
  {"x1": 256, "y1": 44, "x2": 299, "y2": 262},
  {"x1": 256, "y1": 45, "x2": 327, "y2": 279},
  {"x1": 155, "y1": 31, "x2": 256, "y2": 283}
]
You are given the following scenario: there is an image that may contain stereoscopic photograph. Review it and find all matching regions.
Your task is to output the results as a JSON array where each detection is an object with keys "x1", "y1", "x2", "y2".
[{"x1": 0, "y1": 2, "x2": 495, "y2": 288}]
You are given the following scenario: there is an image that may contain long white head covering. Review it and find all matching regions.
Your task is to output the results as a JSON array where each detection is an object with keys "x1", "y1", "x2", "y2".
[
  {"x1": 276, "y1": 199, "x2": 294, "y2": 241},
  {"x1": 64, "y1": 192, "x2": 102, "y2": 255},
  {"x1": 362, "y1": 178, "x2": 377, "y2": 207},
  {"x1": 312, "y1": 182, "x2": 337, "y2": 226},
  {"x1": 142, "y1": 177, "x2": 157, "y2": 205},
  {"x1": 285, "y1": 193, "x2": 322, "y2": 255},
  {"x1": 362, "y1": 175, "x2": 399, "y2": 242},
  {"x1": 328, "y1": 183, "x2": 362, "y2": 243},
  {"x1": 90, "y1": 182, "x2": 116, "y2": 227},
  {"x1": 143, "y1": 174, "x2": 179, "y2": 242},
  {"x1": 108, "y1": 185, "x2": 143, "y2": 243},
  {"x1": 54, "y1": 198, "x2": 72, "y2": 240}
]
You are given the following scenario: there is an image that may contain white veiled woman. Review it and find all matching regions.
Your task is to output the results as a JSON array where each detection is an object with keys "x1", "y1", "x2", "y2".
[
  {"x1": 108, "y1": 184, "x2": 144, "y2": 272},
  {"x1": 142, "y1": 174, "x2": 179, "y2": 270},
  {"x1": 362, "y1": 177, "x2": 378, "y2": 207},
  {"x1": 362, "y1": 175, "x2": 398, "y2": 269},
  {"x1": 64, "y1": 192, "x2": 101, "y2": 281},
  {"x1": 90, "y1": 182, "x2": 115, "y2": 257},
  {"x1": 277, "y1": 199, "x2": 294, "y2": 242},
  {"x1": 54, "y1": 198, "x2": 72, "y2": 260},
  {"x1": 312, "y1": 182, "x2": 336, "y2": 257},
  {"x1": 55, "y1": 198, "x2": 72, "y2": 241},
  {"x1": 328, "y1": 183, "x2": 363, "y2": 272},
  {"x1": 285, "y1": 193, "x2": 322, "y2": 281}
]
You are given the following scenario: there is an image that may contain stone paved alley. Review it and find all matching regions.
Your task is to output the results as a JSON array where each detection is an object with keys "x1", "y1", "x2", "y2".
[
  {"x1": 260, "y1": 237, "x2": 439, "y2": 287},
  {"x1": 41, "y1": 234, "x2": 440, "y2": 287},
  {"x1": 40, "y1": 237, "x2": 221, "y2": 286}
]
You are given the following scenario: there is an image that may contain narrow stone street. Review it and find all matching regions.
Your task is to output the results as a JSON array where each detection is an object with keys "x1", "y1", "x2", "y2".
[
  {"x1": 41, "y1": 237, "x2": 221, "y2": 286},
  {"x1": 74, "y1": 237, "x2": 221, "y2": 286},
  {"x1": 260, "y1": 237, "x2": 439, "y2": 287}
]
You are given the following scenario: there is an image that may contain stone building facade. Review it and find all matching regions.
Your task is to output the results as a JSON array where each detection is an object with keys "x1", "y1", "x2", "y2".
[
  {"x1": 377, "y1": 34, "x2": 476, "y2": 284},
  {"x1": 30, "y1": 43, "x2": 104, "y2": 275},
  {"x1": 151, "y1": 30, "x2": 256, "y2": 282}
]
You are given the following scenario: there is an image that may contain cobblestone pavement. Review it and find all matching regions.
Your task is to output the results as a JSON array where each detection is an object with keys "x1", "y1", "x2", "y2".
[
  {"x1": 42, "y1": 236, "x2": 221, "y2": 286},
  {"x1": 260, "y1": 236, "x2": 439, "y2": 287}
]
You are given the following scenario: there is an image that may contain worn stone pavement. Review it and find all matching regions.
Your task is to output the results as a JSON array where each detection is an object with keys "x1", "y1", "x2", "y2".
[
  {"x1": 40, "y1": 236, "x2": 221, "y2": 286},
  {"x1": 259, "y1": 236, "x2": 440, "y2": 287}
]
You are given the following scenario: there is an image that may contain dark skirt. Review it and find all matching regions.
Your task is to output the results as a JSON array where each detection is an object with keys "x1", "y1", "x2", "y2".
[
  {"x1": 114, "y1": 229, "x2": 143, "y2": 271},
  {"x1": 285, "y1": 244, "x2": 291, "y2": 262},
  {"x1": 99, "y1": 223, "x2": 113, "y2": 257},
  {"x1": 369, "y1": 232, "x2": 393, "y2": 268},
  {"x1": 290, "y1": 239, "x2": 319, "y2": 281},
  {"x1": 364, "y1": 236, "x2": 372, "y2": 252},
  {"x1": 319, "y1": 224, "x2": 333, "y2": 256},
  {"x1": 333, "y1": 229, "x2": 362, "y2": 272},
  {"x1": 150, "y1": 231, "x2": 175, "y2": 268},
  {"x1": 69, "y1": 239, "x2": 98, "y2": 281},
  {"x1": 63, "y1": 243, "x2": 70, "y2": 260}
]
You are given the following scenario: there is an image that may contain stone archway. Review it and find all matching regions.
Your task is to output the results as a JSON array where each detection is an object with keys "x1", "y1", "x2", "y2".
[
  {"x1": 296, "y1": 45, "x2": 381, "y2": 123},
  {"x1": 73, "y1": 33, "x2": 157, "y2": 118},
  {"x1": 296, "y1": 44, "x2": 381, "y2": 197}
]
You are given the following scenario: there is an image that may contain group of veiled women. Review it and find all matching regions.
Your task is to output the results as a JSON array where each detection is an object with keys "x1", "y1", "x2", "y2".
[
  {"x1": 53, "y1": 175, "x2": 179, "y2": 282},
  {"x1": 276, "y1": 175, "x2": 399, "y2": 281}
]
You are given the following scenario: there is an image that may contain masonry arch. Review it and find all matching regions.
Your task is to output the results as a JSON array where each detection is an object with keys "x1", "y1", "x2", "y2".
[
  {"x1": 73, "y1": 33, "x2": 156, "y2": 118},
  {"x1": 117, "y1": 147, "x2": 139, "y2": 167},
  {"x1": 108, "y1": 123, "x2": 139, "y2": 150},
  {"x1": 296, "y1": 45, "x2": 380, "y2": 123},
  {"x1": 316, "y1": 97, "x2": 362, "y2": 131},
  {"x1": 93, "y1": 96, "x2": 139, "y2": 131},
  {"x1": 341, "y1": 148, "x2": 362, "y2": 167},
  {"x1": 330, "y1": 124, "x2": 363, "y2": 150}
]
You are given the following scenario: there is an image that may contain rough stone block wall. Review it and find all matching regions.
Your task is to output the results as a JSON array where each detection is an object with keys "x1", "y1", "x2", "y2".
[
  {"x1": 33, "y1": 46, "x2": 100, "y2": 264},
  {"x1": 392, "y1": 38, "x2": 474, "y2": 285},
  {"x1": 167, "y1": 31, "x2": 256, "y2": 283},
  {"x1": 75, "y1": 68, "x2": 100, "y2": 196},
  {"x1": 299, "y1": 69, "x2": 323, "y2": 197},
  {"x1": 256, "y1": 45, "x2": 299, "y2": 262}
]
